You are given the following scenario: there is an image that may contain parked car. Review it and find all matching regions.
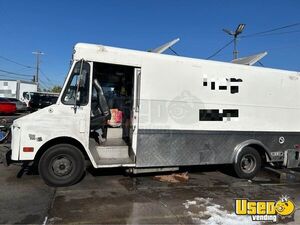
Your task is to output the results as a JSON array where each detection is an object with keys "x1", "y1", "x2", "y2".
[
  {"x1": 0, "y1": 129, "x2": 5, "y2": 141},
  {"x1": 0, "y1": 125, "x2": 10, "y2": 143},
  {"x1": 0, "y1": 98, "x2": 16, "y2": 115},
  {"x1": 6, "y1": 98, "x2": 27, "y2": 112},
  {"x1": 23, "y1": 91, "x2": 58, "y2": 107},
  {"x1": 29, "y1": 93, "x2": 58, "y2": 111}
]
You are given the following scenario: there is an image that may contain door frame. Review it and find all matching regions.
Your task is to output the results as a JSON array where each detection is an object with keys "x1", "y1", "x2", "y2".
[{"x1": 131, "y1": 68, "x2": 141, "y2": 155}]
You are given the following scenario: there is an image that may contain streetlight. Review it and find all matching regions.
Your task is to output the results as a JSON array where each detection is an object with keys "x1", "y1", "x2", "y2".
[{"x1": 223, "y1": 24, "x2": 246, "y2": 59}]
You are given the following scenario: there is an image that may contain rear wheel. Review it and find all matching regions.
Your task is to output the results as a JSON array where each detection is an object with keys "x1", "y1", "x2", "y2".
[
  {"x1": 38, "y1": 144, "x2": 85, "y2": 187},
  {"x1": 234, "y1": 146, "x2": 261, "y2": 179}
]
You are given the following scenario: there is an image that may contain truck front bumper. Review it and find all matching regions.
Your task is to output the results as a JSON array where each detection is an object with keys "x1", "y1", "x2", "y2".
[{"x1": 0, "y1": 144, "x2": 11, "y2": 166}]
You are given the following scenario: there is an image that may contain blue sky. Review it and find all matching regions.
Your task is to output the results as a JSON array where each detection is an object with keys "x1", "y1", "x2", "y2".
[{"x1": 0, "y1": 0, "x2": 299, "y2": 88}]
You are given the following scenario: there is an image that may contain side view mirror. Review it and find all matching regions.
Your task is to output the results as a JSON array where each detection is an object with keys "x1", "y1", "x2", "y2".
[
  {"x1": 79, "y1": 70, "x2": 87, "y2": 88},
  {"x1": 73, "y1": 59, "x2": 88, "y2": 112}
]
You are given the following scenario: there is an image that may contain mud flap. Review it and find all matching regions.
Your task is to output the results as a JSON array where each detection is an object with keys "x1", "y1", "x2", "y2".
[{"x1": 283, "y1": 149, "x2": 300, "y2": 168}]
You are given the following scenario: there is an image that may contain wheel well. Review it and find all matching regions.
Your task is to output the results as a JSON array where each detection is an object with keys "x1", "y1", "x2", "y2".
[
  {"x1": 34, "y1": 137, "x2": 89, "y2": 165},
  {"x1": 247, "y1": 144, "x2": 270, "y2": 163}
]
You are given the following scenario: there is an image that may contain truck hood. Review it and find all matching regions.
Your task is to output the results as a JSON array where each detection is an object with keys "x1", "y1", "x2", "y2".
[{"x1": 13, "y1": 105, "x2": 54, "y2": 127}]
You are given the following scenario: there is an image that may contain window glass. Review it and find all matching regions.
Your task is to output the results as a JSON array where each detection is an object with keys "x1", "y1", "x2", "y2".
[
  {"x1": 23, "y1": 92, "x2": 29, "y2": 99},
  {"x1": 62, "y1": 61, "x2": 90, "y2": 105}
]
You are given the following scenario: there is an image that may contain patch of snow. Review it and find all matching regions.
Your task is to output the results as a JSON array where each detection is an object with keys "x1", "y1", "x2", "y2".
[
  {"x1": 183, "y1": 200, "x2": 197, "y2": 209},
  {"x1": 183, "y1": 197, "x2": 261, "y2": 225},
  {"x1": 42, "y1": 216, "x2": 48, "y2": 225}
]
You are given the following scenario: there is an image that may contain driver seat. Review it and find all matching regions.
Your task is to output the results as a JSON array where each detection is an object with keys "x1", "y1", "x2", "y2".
[{"x1": 90, "y1": 79, "x2": 111, "y2": 130}]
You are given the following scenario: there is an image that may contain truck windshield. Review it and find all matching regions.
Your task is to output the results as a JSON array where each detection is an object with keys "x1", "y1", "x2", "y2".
[{"x1": 62, "y1": 61, "x2": 90, "y2": 105}]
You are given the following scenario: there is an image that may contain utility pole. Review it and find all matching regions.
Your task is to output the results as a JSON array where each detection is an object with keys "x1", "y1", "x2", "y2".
[
  {"x1": 223, "y1": 24, "x2": 246, "y2": 59},
  {"x1": 32, "y1": 51, "x2": 44, "y2": 88},
  {"x1": 233, "y1": 36, "x2": 238, "y2": 60}
]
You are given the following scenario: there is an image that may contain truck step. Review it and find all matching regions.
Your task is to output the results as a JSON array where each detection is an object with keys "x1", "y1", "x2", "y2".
[
  {"x1": 97, "y1": 146, "x2": 129, "y2": 159},
  {"x1": 96, "y1": 138, "x2": 129, "y2": 159},
  {"x1": 101, "y1": 138, "x2": 127, "y2": 147},
  {"x1": 96, "y1": 158, "x2": 134, "y2": 167},
  {"x1": 106, "y1": 128, "x2": 123, "y2": 139}
]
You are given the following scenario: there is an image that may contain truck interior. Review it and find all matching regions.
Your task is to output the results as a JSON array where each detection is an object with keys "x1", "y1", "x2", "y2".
[{"x1": 89, "y1": 62, "x2": 135, "y2": 166}]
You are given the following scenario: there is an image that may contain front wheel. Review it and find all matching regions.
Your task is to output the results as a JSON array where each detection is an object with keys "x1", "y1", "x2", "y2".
[
  {"x1": 234, "y1": 146, "x2": 261, "y2": 179},
  {"x1": 38, "y1": 144, "x2": 85, "y2": 187}
]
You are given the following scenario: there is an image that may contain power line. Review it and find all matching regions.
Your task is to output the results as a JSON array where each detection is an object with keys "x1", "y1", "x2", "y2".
[
  {"x1": 242, "y1": 22, "x2": 300, "y2": 38},
  {"x1": 0, "y1": 55, "x2": 34, "y2": 68},
  {"x1": 205, "y1": 22, "x2": 300, "y2": 60},
  {"x1": 242, "y1": 29, "x2": 300, "y2": 38},
  {"x1": 39, "y1": 82, "x2": 49, "y2": 91},
  {"x1": 0, "y1": 74, "x2": 32, "y2": 81},
  {"x1": 40, "y1": 69, "x2": 55, "y2": 86},
  {"x1": 39, "y1": 77, "x2": 52, "y2": 87},
  {"x1": 206, "y1": 40, "x2": 234, "y2": 59},
  {"x1": 39, "y1": 79, "x2": 50, "y2": 90},
  {"x1": 0, "y1": 54, "x2": 54, "y2": 87},
  {"x1": 0, "y1": 68, "x2": 33, "y2": 77}
]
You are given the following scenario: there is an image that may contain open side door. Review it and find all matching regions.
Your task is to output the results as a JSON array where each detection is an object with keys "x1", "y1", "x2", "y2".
[{"x1": 130, "y1": 68, "x2": 141, "y2": 155}]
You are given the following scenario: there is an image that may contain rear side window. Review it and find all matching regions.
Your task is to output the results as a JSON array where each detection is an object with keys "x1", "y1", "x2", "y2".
[{"x1": 62, "y1": 61, "x2": 90, "y2": 105}]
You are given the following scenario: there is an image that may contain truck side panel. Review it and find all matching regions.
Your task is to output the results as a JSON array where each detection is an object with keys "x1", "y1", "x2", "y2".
[
  {"x1": 136, "y1": 129, "x2": 300, "y2": 167},
  {"x1": 138, "y1": 56, "x2": 300, "y2": 132}
]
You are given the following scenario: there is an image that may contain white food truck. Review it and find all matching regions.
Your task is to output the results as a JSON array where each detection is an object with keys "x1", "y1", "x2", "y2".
[{"x1": 1, "y1": 42, "x2": 300, "y2": 186}]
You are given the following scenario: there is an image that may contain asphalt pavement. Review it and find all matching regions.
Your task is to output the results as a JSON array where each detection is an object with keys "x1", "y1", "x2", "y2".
[{"x1": 1, "y1": 164, "x2": 300, "y2": 225}]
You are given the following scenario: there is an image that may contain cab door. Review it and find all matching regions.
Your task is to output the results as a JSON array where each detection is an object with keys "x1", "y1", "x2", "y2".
[
  {"x1": 18, "y1": 60, "x2": 92, "y2": 161},
  {"x1": 130, "y1": 68, "x2": 141, "y2": 154},
  {"x1": 57, "y1": 60, "x2": 92, "y2": 145}
]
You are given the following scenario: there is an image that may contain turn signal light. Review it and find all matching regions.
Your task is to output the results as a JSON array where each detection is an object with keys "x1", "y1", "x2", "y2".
[{"x1": 23, "y1": 147, "x2": 34, "y2": 152}]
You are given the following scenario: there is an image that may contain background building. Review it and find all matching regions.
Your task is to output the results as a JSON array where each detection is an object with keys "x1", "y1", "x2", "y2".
[{"x1": 0, "y1": 79, "x2": 37, "y2": 100}]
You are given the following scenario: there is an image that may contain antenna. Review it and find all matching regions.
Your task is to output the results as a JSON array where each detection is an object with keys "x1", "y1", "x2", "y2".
[
  {"x1": 231, "y1": 52, "x2": 268, "y2": 66},
  {"x1": 150, "y1": 38, "x2": 180, "y2": 54}
]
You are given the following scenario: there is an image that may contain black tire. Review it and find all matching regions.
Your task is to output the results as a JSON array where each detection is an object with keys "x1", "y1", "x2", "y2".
[
  {"x1": 234, "y1": 146, "x2": 261, "y2": 179},
  {"x1": 38, "y1": 144, "x2": 85, "y2": 187}
]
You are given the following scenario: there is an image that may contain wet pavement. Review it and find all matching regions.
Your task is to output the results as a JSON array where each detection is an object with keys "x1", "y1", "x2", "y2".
[
  {"x1": 0, "y1": 165, "x2": 54, "y2": 224},
  {"x1": 1, "y1": 164, "x2": 300, "y2": 224}
]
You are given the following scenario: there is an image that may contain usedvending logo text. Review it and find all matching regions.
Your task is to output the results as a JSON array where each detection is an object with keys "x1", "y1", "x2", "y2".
[{"x1": 235, "y1": 195, "x2": 295, "y2": 222}]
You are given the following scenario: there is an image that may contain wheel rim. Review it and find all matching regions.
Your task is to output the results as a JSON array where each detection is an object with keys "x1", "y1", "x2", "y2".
[
  {"x1": 240, "y1": 154, "x2": 256, "y2": 174},
  {"x1": 50, "y1": 154, "x2": 73, "y2": 177}
]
